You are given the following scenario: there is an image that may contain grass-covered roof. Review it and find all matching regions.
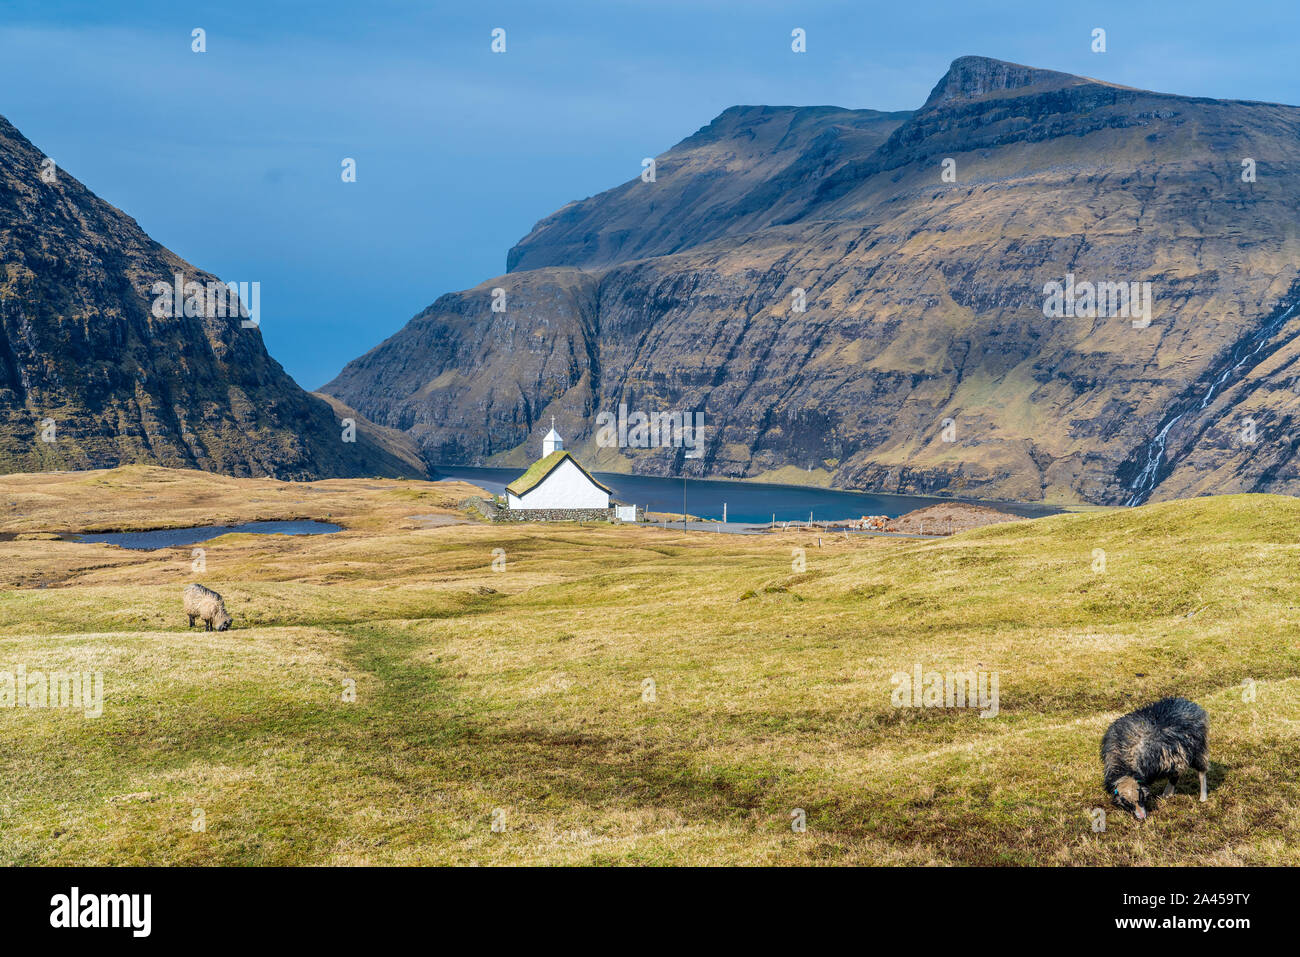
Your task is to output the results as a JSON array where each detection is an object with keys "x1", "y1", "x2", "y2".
[{"x1": 505, "y1": 450, "x2": 612, "y2": 497}]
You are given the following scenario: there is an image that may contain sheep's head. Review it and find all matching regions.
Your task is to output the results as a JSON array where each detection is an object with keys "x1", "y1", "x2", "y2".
[
  {"x1": 1111, "y1": 775, "x2": 1150, "y2": 820},
  {"x1": 215, "y1": 611, "x2": 232, "y2": 632}
]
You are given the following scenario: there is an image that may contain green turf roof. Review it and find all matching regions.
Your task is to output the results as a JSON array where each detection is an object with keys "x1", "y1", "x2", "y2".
[{"x1": 505, "y1": 450, "x2": 613, "y2": 497}]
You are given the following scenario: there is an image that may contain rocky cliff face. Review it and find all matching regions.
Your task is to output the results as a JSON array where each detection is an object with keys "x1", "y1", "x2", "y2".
[
  {"x1": 325, "y1": 57, "x2": 1300, "y2": 504},
  {"x1": 0, "y1": 113, "x2": 425, "y2": 480}
]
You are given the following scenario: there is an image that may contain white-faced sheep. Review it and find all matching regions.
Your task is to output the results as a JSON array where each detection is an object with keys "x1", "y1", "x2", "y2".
[{"x1": 184, "y1": 583, "x2": 232, "y2": 632}]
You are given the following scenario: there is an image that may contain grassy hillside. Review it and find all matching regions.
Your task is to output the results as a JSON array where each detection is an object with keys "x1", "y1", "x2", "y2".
[{"x1": 1, "y1": 468, "x2": 1297, "y2": 864}]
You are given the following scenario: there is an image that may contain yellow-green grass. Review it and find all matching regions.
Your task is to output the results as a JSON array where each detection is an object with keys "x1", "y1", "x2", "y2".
[{"x1": 1, "y1": 467, "x2": 1297, "y2": 864}]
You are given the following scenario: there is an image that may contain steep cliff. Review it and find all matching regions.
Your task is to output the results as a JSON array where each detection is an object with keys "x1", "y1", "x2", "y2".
[
  {"x1": 325, "y1": 57, "x2": 1300, "y2": 504},
  {"x1": 0, "y1": 112, "x2": 425, "y2": 480}
]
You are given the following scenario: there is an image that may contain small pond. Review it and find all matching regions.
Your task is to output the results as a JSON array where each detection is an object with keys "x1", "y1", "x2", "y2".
[{"x1": 75, "y1": 520, "x2": 342, "y2": 551}]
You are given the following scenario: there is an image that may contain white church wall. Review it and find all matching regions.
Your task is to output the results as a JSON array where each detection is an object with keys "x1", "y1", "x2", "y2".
[{"x1": 514, "y1": 458, "x2": 609, "y2": 509}]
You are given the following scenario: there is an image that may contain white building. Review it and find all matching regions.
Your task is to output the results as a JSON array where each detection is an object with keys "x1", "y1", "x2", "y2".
[{"x1": 506, "y1": 423, "x2": 612, "y2": 510}]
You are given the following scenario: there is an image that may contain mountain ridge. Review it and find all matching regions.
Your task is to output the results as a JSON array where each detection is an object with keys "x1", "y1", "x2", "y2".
[
  {"x1": 0, "y1": 111, "x2": 426, "y2": 480},
  {"x1": 318, "y1": 56, "x2": 1300, "y2": 503}
]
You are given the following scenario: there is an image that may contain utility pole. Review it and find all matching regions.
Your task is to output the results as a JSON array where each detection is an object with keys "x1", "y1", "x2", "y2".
[{"x1": 682, "y1": 472, "x2": 687, "y2": 533}]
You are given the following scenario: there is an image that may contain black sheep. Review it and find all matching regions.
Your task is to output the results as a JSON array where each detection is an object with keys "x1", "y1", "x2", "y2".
[{"x1": 1102, "y1": 697, "x2": 1209, "y2": 820}]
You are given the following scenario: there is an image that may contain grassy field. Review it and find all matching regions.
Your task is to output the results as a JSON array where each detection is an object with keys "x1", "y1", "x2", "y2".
[{"x1": 1, "y1": 465, "x2": 1297, "y2": 865}]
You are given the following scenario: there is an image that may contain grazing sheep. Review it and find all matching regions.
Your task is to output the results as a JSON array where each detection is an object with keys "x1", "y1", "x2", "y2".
[
  {"x1": 1102, "y1": 697, "x2": 1209, "y2": 820},
  {"x1": 184, "y1": 583, "x2": 232, "y2": 632}
]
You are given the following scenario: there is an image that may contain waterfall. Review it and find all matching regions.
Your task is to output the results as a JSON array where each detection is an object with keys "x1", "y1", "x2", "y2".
[{"x1": 1123, "y1": 295, "x2": 1300, "y2": 506}]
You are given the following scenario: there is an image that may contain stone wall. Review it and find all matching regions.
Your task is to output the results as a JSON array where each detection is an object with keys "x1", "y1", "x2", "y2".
[{"x1": 494, "y1": 506, "x2": 642, "y2": 523}]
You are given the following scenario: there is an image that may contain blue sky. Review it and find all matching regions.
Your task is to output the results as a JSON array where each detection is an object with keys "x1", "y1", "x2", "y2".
[{"x1": 3, "y1": 0, "x2": 1299, "y2": 389}]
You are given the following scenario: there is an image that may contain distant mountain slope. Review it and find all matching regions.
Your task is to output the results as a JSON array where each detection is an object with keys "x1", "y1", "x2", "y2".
[
  {"x1": 0, "y1": 113, "x2": 425, "y2": 479},
  {"x1": 324, "y1": 56, "x2": 1300, "y2": 504},
  {"x1": 506, "y1": 105, "x2": 910, "y2": 271}
]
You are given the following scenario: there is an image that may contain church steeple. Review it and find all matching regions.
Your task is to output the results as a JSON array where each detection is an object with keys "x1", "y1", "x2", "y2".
[{"x1": 542, "y1": 416, "x2": 563, "y2": 456}]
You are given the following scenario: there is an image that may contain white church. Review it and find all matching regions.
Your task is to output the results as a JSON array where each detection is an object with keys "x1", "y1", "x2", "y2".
[{"x1": 505, "y1": 422, "x2": 622, "y2": 513}]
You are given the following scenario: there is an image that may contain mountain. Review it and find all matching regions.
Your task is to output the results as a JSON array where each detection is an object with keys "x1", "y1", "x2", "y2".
[
  {"x1": 0, "y1": 112, "x2": 425, "y2": 480},
  {"x1": 323, "y1": 56, "x2": 1300, "y2": 504}
]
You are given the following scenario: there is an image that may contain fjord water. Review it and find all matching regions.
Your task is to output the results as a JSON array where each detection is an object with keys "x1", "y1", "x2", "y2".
[
  {"x1": 431, "y1": 467, "x2": 1061, "y2": 524},
  {"x1": 76, "y1": 520, "x2": 342, "y2": 551}
]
